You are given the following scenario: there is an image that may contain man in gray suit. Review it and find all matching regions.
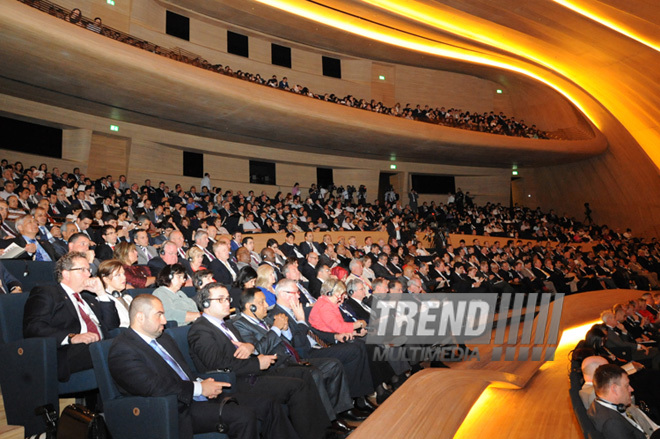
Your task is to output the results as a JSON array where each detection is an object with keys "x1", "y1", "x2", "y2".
[{"x1": 134, "y1": 229, "x2": 158, "y2": 265}]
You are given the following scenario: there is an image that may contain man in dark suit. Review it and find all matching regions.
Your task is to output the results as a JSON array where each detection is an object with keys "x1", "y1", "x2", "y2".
[
  {"x1": 299, "y1": 231, "x2": 322, "y2": 257},
  {"x1": 372, "y1": 253, "x2": 396, "y2": 281},
  {"x1": 187, "y1": 283, "x2": 337, "y2": 439},
  {"x1": 23, "y1": 251, "x2": 119, "y2": 380},
  {"x1": 343, "y1": 279, "x2": 371, "y2": 322},
  {"x1": 94, "y1": 225, "x2": 118, "y2": 262},
  {"x1": 109, "y1": 295, "x2": 269, "y2": 439},
  {"x1": 309, "y1": 263, "x2": 331, "y2": 299},
  {"x1": 148, "y1": 241, "x2": 182, "y2": 277},
  {"x1": 281, "y1": 232, "x2": 304, "y2": 259},
  {"x1": 267, "y1": 279, "x2": 374, "y2": 402},
  {"x1": 0, "y1": 260, "x2": 22, "y2": 294},
  {"x1": 134, "y1": 229, "x2": 158, "y2": 265},
  {"x1": 587, "y1": 364, "x2": 650, "y2": 439},
  {"x1": 208, "y1": 240, "x2": 238, "y2": 286},
  {"x1": 232, "y1": 287, "x2": 363, "y2": 430}
]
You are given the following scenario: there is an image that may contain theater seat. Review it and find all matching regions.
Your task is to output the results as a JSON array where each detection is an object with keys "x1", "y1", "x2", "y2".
[
  {"x1": 90, "y1": 339, "x2": 229, "y2": 439},
  {"x1": 2, "y1": 260, "x2": 56, "y2": 293},
  {"x1": 0, "y1": 293, "x2": 97, "y2": 436}
]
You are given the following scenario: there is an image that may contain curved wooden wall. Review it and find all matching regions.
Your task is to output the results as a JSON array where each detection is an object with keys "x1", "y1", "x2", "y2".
[{"x1": 351, "y1": 288, "x2": 642, "y2": 439}]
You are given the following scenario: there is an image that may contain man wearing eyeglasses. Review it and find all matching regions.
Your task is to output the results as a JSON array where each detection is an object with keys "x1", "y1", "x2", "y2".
[
  {"x1": 188, "y1": 283, "x2": 330, "y2": 439},
  {"x1": 23, "y1": 251, "x2": 119, "y2": 380}
]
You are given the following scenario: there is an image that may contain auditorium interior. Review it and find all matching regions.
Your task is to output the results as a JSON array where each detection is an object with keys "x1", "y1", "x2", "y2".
[{"x1": 1, "y1": 0, "x2": 659, "y2": 438}]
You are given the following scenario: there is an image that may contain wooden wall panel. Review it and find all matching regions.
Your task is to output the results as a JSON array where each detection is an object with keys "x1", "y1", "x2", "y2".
[
  {"x1": 87, "y1": 133, "x2": 129, "y2": 180},
  {"x1": 371, "y1": 63, "x2": 396, "y2": 107},
  {"x1": 455, "y1": 175, "x2": 511, "y2": 206},
  {"x1": 394, "y1": 65, "x2": 508, "y2": 116},
  {"x1": 61, "y1": 129, "x2": 92, "y2": 171},
  {"x1": 276, "y1": 163, "x2": 316, "y2": 190},
  {"x1": 204, "y1": 154, "x2": 249, "y2": 186}
]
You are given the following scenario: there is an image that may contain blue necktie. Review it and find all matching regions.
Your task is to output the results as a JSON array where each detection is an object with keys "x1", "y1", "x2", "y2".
[
  {"x1": 29, "y1": 238, "x2": 51, "y2": 261},
  {"x1": 149, "y1": 340, "x2": 206, "y2": 401}
]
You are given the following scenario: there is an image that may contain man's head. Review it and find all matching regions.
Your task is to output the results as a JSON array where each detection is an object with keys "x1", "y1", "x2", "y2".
[
  {"x1": 581, "y1": 356, "x2": 609, "y2": 384},
  {"x1": 76, "y1": 211, "x2": 93, "y2": 231},
  {"x1": 346, "y1": 278, "x2": 367, "y2": 301},
  {"x1": 129, "y1": 295, "x2": 167, "y2": 338},
  {"x1": 159, "y1": 241, "x2": 179, "y2": 265},
  {"x1": 275, "y1": 278, "x2": 299, "y2": 308},
  {"x1": 56, "y1": 251, "x2": 91, "y2": 292},
  {"x1": 240, "y1": 287, "x2": 269, "y2": 320},
  {"x1": 388, "y1": 280, "x2": 403, "y2": 294},
  {"x1": 170, "y1": 231, "x2": 185, "y2": 249},
  {"x1": 282, "y1": 262, "x2": 300, "y2": 281},
  {"x1": 194, "y1": 229, "x2": 209, "y2": 248},
  {"x1": 15, "y1": 214, "x2": 39, "y2": 239},
  {"x1": 242, "y1": 236, "x2": 255, "y2": 252},
  {"x1": 349, "y1": 259, "x2": 363, "y2": 276},
  {"x1": 195, "y1": 283, "x2": 232, "y2": 319},
  {"x1": 134, "y1": 230, "x2": 150, "y2": 247},
  {"x1": 100, "y1": 225, "x2": 118, "y2": 245},
  {"x1": 593, "y1": 364, "x2": 633, "y2": 407},
  {"x1": 316, "y1": 263, "x2": 331, "y2": 281},
  {"x1": 212, "y1": 240, "x2": 230, "y2": 261}
]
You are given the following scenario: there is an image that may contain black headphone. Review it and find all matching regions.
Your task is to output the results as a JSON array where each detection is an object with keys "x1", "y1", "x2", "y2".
[
  {"x1": 167, "y1": 270, "x2": 174, "y2": 281},
  {"x1": 188, "y1": 256, "x2": 194, "y2": 262},
  {"x1": 596, "y1": 398, "x2": 627, "y2": 413},
  {"x1": 202, "y1": 298, "x2": 211, "y2": 308},
  {"x1": 216, "y1": 397, "x2": 238, "y2": 434},
  {"x1": 249, "y1": 304, "x2": 257, "y2": 313},
  {"x1": 111, "y1": 290, "x2": 121, "y2": 298},
  {"x1": 347, "y1": 287, "x2": 354, "y2": 297},
  {"x1": 160, "y1": 247, "x2": 166, "y2": 255},
  {"x1": 195, "y1": 277, "x2": 204, "y2": 288}
]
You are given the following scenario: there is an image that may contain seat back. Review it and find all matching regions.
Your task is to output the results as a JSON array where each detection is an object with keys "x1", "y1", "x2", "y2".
[
  {"x1": 181, "y1": 286, "x2": 197, "y2": 299},
  {"x1": 2, "y1": 260, "x2": 56, "y2": 293},
  {"x1": 126, "y1": 287, "x2": 156, "y2": 299},
  {"x1": 0, "y1": 338, "x2": 59, "y2": 436},
  {"x1": 0, "y1": 292, "x2": 29, "y2": 343},
  {"x1": 89, "y1": 340, "x2": 121, "y2": 403},
  {"x1": 165, "y1": 325, "x2": 197, "y2": 372}
]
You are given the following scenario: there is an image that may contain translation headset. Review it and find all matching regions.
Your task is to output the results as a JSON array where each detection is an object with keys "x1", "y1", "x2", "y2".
[
  {"x1": 347, "y1": 287, "x2": 354, "y2": 297},
  {"x1": 249, "y1": 304, "x2": 257, "y2": 313},
  {"x1": 596, "y1": 397, "x2": 627, "y2": 413},
  {"x1": 111, "y1": 290, "x2": 121, "y2": 298},
  {"x1": 201, "y1": 298, "x2": 211, "y2": 308},
  {"x1": 195, "y1": 277, "x2": 204, "y2": 288},
  {"x1": 160, "y1": 247, "x2": 166, "y2": 256}
]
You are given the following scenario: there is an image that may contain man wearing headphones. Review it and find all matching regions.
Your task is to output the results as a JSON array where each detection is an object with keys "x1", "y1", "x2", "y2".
[
  {"x1": 109, "y1": 294, "x2": 265, "y2": 439},
  {"x1": 233, "y1": 287, "x2": 363, "y2": 432},
  {"x1": 187, "y1": 283, "x2": 333, "y2": 439},
  {"x1": 587, "y1": 364, "x2": 657, "y2": 438}
]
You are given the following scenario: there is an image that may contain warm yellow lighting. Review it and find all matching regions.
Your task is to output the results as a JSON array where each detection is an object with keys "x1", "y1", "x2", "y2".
[
  {"x1": 557, "y1": 320, "x2": 600, "y2": 349},
  {"x1": 252, "y1": 0, "x2": 600, "y2": 129},
  {"x1": 552, "y1": 0, "x2": 660, "y2": 53}
]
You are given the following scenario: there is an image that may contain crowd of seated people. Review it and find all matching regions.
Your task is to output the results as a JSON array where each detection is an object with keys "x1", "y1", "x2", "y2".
[
  {"x1": 18, "y1": 0, "x2": 551, "y2": 140},
  {"x1": 571, "y1": 296, "x2": 660, "y2": 438},
  {"x1": 3, "y1": 154, "x2": 659, "y2": 437}
]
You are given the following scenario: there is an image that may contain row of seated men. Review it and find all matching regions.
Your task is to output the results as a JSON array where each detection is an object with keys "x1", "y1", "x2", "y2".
[
  {"x1": 20, "y1": 0, "x2": 549, "y2": 140},
  {"x1": 18, "y1": 245, "x2": 439, "y2": 439},
  {"x1": 571, "y1": 296, "x2": 660, "y2": 438},
  {"x1": 1, "y1": 157, "x2": 659, "y2": 280}
]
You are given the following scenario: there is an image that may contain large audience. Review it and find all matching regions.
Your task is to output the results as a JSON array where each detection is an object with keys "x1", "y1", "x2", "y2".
[
  {"x1": 19, "y1": 0, "x2": 552, "y2": 140},
  {"x1": 3, "y1": 156, "x2": 660, "y2": 438}
]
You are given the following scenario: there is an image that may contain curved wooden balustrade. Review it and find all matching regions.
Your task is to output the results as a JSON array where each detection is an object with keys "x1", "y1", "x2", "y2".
[
  {"x1": 0, "y1": 1, "x2": 607, "y2": 168},
  {"x1": 351, "y1": 288, "x2": 643, "y2": 439}
]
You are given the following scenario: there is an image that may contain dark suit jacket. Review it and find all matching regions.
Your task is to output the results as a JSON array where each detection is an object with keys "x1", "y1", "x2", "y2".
[
  {"x1": 232, "y1": 316, "x2": 293, "y2": 367},
  {"x1": 187, "y1": 316, "x2": 261, "y2": 375},
  {"x1": 587, "y1": 400, "x2": 646, "y2": 439},
  {"x1": 23, "y1": 283, "x2": 119, "y2": 379},
  {"x1": 266, "y1": 304, "x2": 316, "y2": 359},
  {"x1": 280, "y1": 242, "x2": 301, "y2": 259},
  {"x1": 8, "y1": 235, "x2": 58, "y2": 261},
  {"x1": 0, "y1": 261, "x2": 22, "y2": 293},
  {"x1": 372, "y1": 262, "x2": 396, "y2": 280},
  {"x1": 343, "y1": 297, "x2": 371, "y2": 322},
  {"x1": 109, "y1": 330, "x2": 200, "y2": 439},
  {"x1": 208, "y1": 259, "x2": 238, "y2": 287},
  {"x1": 299, "y1": 241, "x2": 322, "y2": 257},
  {"x1": 95, "y1": 243, "x2": 115, "y2": 261}
]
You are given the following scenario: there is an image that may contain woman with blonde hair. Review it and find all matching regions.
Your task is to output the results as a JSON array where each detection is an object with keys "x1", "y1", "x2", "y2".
[
  {"x1": 186, "y1": 246, "x2": 206, "y2": 273},
  {"x1": 255, "y1": 263, "x2": 277, "y2": 306}
]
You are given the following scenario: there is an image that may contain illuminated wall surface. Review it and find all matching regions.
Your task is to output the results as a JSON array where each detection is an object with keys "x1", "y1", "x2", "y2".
[{"x1": 252, "y1": 0, "x2": 660, "y2": 167}]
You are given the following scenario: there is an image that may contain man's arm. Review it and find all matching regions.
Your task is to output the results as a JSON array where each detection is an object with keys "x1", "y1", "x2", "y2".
[
  {"x1": 187, "y1": 320, "x2": 260, "y2": 375},
  {"x1": 23, "y1": 286, "x2": 73, "y2": 344},
  {"x1": 108, "y1": 336, "x2": 194, "y2": 405}
]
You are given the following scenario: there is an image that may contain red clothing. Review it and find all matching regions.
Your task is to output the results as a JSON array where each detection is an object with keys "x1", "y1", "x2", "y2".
[
  {"x1": 308, "y1": 295, "x2": 354, "y2": 333},
  {"x1": 124, "y1": 264, "x2": 153, "y2": 289}
]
